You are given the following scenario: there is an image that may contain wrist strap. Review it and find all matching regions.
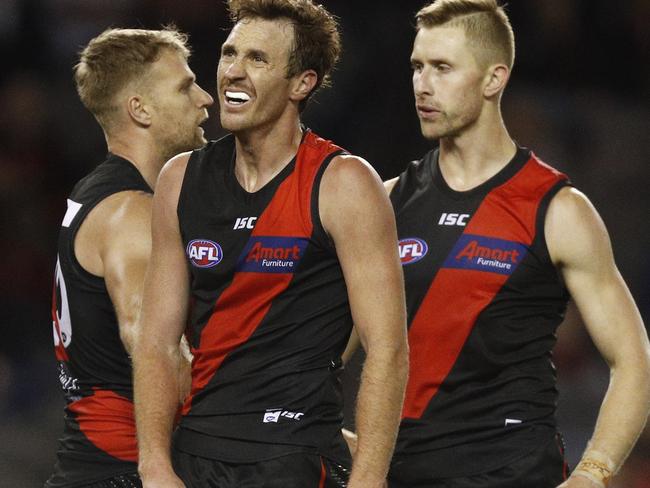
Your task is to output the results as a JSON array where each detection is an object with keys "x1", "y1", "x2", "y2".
[{"x1": 573, "y1": 451, "x2": 616, "y2": 487}]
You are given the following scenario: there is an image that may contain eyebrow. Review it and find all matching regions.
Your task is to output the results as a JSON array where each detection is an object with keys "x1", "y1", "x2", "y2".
[
  {"x1": 412, "y1": 55, "x2": 452, "y2": 66},
  {"x1": 221, "y1": 43, "x2": 235, "y2": 54},
  {"x1": 248, "y1": 48, "x2": 267, "y2": 59},
  {"x1": 220, "y1": 44, "x2": 269, "y2": 60}
]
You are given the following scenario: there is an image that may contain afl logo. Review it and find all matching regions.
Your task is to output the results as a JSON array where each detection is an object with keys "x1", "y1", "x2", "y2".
[
  {"x1": 399, "y1": 237, "x2": 428, "y2": 265},
  {"x1": 187, "y1": 239, "x2": 223, "y2": 268}
]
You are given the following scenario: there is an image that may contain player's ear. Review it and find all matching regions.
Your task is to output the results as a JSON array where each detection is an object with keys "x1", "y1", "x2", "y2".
[
  {"x1": 483, "y1": 64, "x2": 509, "y2": 98},
  {"x1": 290, "y1": 69, "x2": 317, "y2": 103},
  {"x1": 126, "y1": 95, "x2": 152, "y2": 127}
]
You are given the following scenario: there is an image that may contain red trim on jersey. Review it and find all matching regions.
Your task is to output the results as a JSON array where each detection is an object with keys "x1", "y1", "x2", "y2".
[
  {"x1": 182, "y1": 132, "x2": 341, "y2": 414},
  {"x1": 68, "y1": 388, "x2": 137, "y2": 462},
  {"x1": 51, "y1": 281, "x2": 69, "y2": 362},
  {"x1": 402, "y1": 156, "x2": 567, "y2": 419},
  {"x1": 318, "y1": 457, "x2": 327, "y2": 488}
]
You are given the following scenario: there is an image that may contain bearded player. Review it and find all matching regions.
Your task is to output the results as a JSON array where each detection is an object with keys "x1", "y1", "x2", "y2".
[
  {"x1": 133, "y1": 1, "x2": 408, "y2": 487},
  {"x1": 47, "y1": 27, "x2": 212, "y2": 488}
]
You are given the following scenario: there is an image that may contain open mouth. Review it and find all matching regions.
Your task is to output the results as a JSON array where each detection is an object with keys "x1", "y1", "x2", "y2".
[{"x1": 224, "y1": 90, "x2": 251, "y2": 106}]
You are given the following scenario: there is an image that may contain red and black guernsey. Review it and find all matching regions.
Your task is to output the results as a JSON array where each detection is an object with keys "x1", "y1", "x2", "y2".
[
  {"x1": 389, "y1": 147, "x2": 571, "y2": 481},
  {"x1": 174, "y1": 130, "x2": 353, "y2": 466},
  {"x1": 47, "y1": 155, "x2": 152, "y2": 487}
]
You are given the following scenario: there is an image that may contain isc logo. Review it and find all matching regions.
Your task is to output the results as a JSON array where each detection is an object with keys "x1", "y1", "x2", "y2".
[
  {"x1": 234, "y1": 217, "x2": 257, "y2": 230},
  {"x1": 186, "y1": 239, "x2": 223, "y2": 268},
  {"x1": 398, "y1": 237, "x2": 428, "y2": 265},
  {"x1": 438, "y1": 212, "x2": 470, "y2": 226},
  {"x1": 263, "y1": 409, "x2": 304, "y2": 423}
]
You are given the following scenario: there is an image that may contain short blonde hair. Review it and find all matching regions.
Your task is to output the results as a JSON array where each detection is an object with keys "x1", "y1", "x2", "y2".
[
  {"x1": 74, "y1": 27, "x2": 190, "y2": 130},
  {"x1": 416, "y1": 0, "x2": 514, "y2": 69}
]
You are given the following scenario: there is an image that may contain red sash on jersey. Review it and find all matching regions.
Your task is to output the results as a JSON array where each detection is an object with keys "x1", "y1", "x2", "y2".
[
  {"x1": 182, "y1": 132, "x2": 341, "y2": 414},
  {"x1": 402, "y1": 156, "x2": 567, "y2": 419}
]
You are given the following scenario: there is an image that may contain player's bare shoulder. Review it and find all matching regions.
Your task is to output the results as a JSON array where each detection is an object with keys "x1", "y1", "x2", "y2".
[
  {"x1": 319, "y1": 154, "x2": 395, "y2": 240},
  {"x1": 320, "y1": 154, "x2": 384, "y2": 199},
  {"x1": 545, "y1": 186, "x2": 611, "y2": 268},
  {"x1": 156, "y1": 151, "x2": 193, "y2": 200},
  {"x1": 74, "y1": 189, "x2": 152, "y2": 277}
]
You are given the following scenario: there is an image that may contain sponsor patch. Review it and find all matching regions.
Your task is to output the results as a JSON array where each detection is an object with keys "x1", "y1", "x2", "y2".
[
  {"x1": 233, "y1": 216, "x2": 257, "y2": 230},
  {"x1": 237, "y1": 236, "x2": 308, "y2": 273},
  {"x1": 263, "y1": 408, "x2": 304, "y2": 423},
  {"x1": 399, "y1": 237, "x2": 428, "y2": 265},
  {"x1": 187, "y1": 239, "x2": 223, "y2": 268},
  {"x1": 443, "y1": 234, "x2": 527, "y2": 275},
  {"x1": 438, "y1": 212, "x2": 470, "y2": 227}
]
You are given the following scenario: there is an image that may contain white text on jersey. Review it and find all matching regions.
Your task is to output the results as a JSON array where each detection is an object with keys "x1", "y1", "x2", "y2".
[
  {"x1": 263, "y1": 408, "x2": 304, "y2": 423},
  {"x1": 234, "y1": 217, "x2": 257, "y2": 230},
  {"x1": 439, "y1": 213, "x2": 470, "y2": 226}
]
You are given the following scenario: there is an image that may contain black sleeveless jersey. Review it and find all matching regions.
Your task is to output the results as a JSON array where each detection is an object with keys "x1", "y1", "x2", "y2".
[
  {"x1": 47, "y1": 154, "x2": 152, "y2": 487},
  {"x1": 388, "y1": 147, "x2": 571, "y2": 481},
  {"x1": 174, "y1": 130, "x2": 353, "y2": 466}
]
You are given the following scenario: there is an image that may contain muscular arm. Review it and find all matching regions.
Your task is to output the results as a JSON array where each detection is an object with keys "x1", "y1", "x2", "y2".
[
  {"x1": 133, "y1": 154, "x2": 192, "y2": 488},
  {"x1": 342, "y1": 175, "x2": 401, "y2": 366},
  {"x1": 547, "y1": 188, "x2": 650, "y2": 488},
  {"x1": 101, "y1": 192, "x2": 154, "y2": 354},
  {"x1": 320, "y1": 156, "x2": 408, "y2": 488},
  {"x1": 74, "y1": 190, "x2": 153, "y2": 354},
  {"x1": 76, "y1": 190, "x2": 191, "y2": 397}
]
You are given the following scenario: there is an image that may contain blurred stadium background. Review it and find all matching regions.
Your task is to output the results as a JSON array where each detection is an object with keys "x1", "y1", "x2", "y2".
[{"x1": 0, "y1": 0, "x2": 648, "y2": 485}]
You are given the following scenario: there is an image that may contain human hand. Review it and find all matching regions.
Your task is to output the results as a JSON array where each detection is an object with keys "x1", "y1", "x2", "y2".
[{"x1": 557, "y1": 473, "x2": 604, "y2": 488}]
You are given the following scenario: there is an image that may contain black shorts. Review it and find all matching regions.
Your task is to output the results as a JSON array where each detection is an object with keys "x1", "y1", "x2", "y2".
[
  {"x1": 172, "y1": 449, "x2": 349, "y2": 488},
  {"x1": 69, "y1": 473, "x2": 141, "y2": 488},
  {"x1": 388, "y1": 434, "x2": 569, "y2": 488}
]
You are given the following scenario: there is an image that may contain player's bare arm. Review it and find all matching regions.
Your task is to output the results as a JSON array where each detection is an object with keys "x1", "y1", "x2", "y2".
[
  {"x1": 340, "y1": 174, "x2": 403, "y2": 455},
  {"x1": 341, "y1": 175, "x2": 401, "y2": 364},
  {"x1": 133, "y1": 153, "x2": 193, "y2": 488},
  {"x1": 74, "y1": 190, "x2": 153, "y2": 355},
  {"x1": 546, "y1": 187, "x2": 650, "y2": 488},
  {"x1": 320, "y1": 154, "x2": 409, "y2": 488},
  {"x1": 78, "y1": 189, "x2": 192, "y2": 399}
]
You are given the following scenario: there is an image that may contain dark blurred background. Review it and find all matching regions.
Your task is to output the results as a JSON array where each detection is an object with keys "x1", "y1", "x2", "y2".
[{"x1": 0, "y1": 0, "x2": 648, "y2": 485}]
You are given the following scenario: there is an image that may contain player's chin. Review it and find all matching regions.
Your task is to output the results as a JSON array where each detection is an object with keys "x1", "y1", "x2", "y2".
[
  {"x1": 188, "y1": 127, "x2": 208, "y2": 148},
  {"x1": 174, "y1": 135, "x2": 207, "y2": 155},
  {"x1": 420, "y1": 121, "x2": 453, "y2": 141},
  {"x1": 420, "y1": 126, "x2": 442, "y2": 141}
]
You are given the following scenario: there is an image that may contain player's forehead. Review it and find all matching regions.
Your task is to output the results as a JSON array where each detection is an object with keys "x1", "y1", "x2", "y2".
[
  {"x1": 147, "y1": 49, "x2": 193, "y2": 84},
  {"x1": 411, "y1": 25, "x2": 471, "y2": 61},
  {"x1": 224, "y1": 17, "x2": 294, "y2": 59}
]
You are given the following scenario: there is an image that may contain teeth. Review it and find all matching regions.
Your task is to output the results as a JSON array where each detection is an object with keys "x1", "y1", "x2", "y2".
[{"x1": 225, "y1": 91, "x2": 251, "y2": 103}]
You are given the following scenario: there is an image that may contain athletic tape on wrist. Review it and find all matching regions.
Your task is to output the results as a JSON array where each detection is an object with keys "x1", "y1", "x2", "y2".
[{"x1": 573, "y1": 456, "x2": 615, "y2": 487}]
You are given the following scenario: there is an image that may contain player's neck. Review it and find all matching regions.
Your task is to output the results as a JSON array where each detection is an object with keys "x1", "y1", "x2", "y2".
[
  {"x1": 106, "y1": 136, "x2": 166, "y2": 191},
  {"x1": 438, "y1": 114, "x2": 516, "y2": 192},
  {"x1": 233, "y1": 117, "x2": 303, "y2": 193}
]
